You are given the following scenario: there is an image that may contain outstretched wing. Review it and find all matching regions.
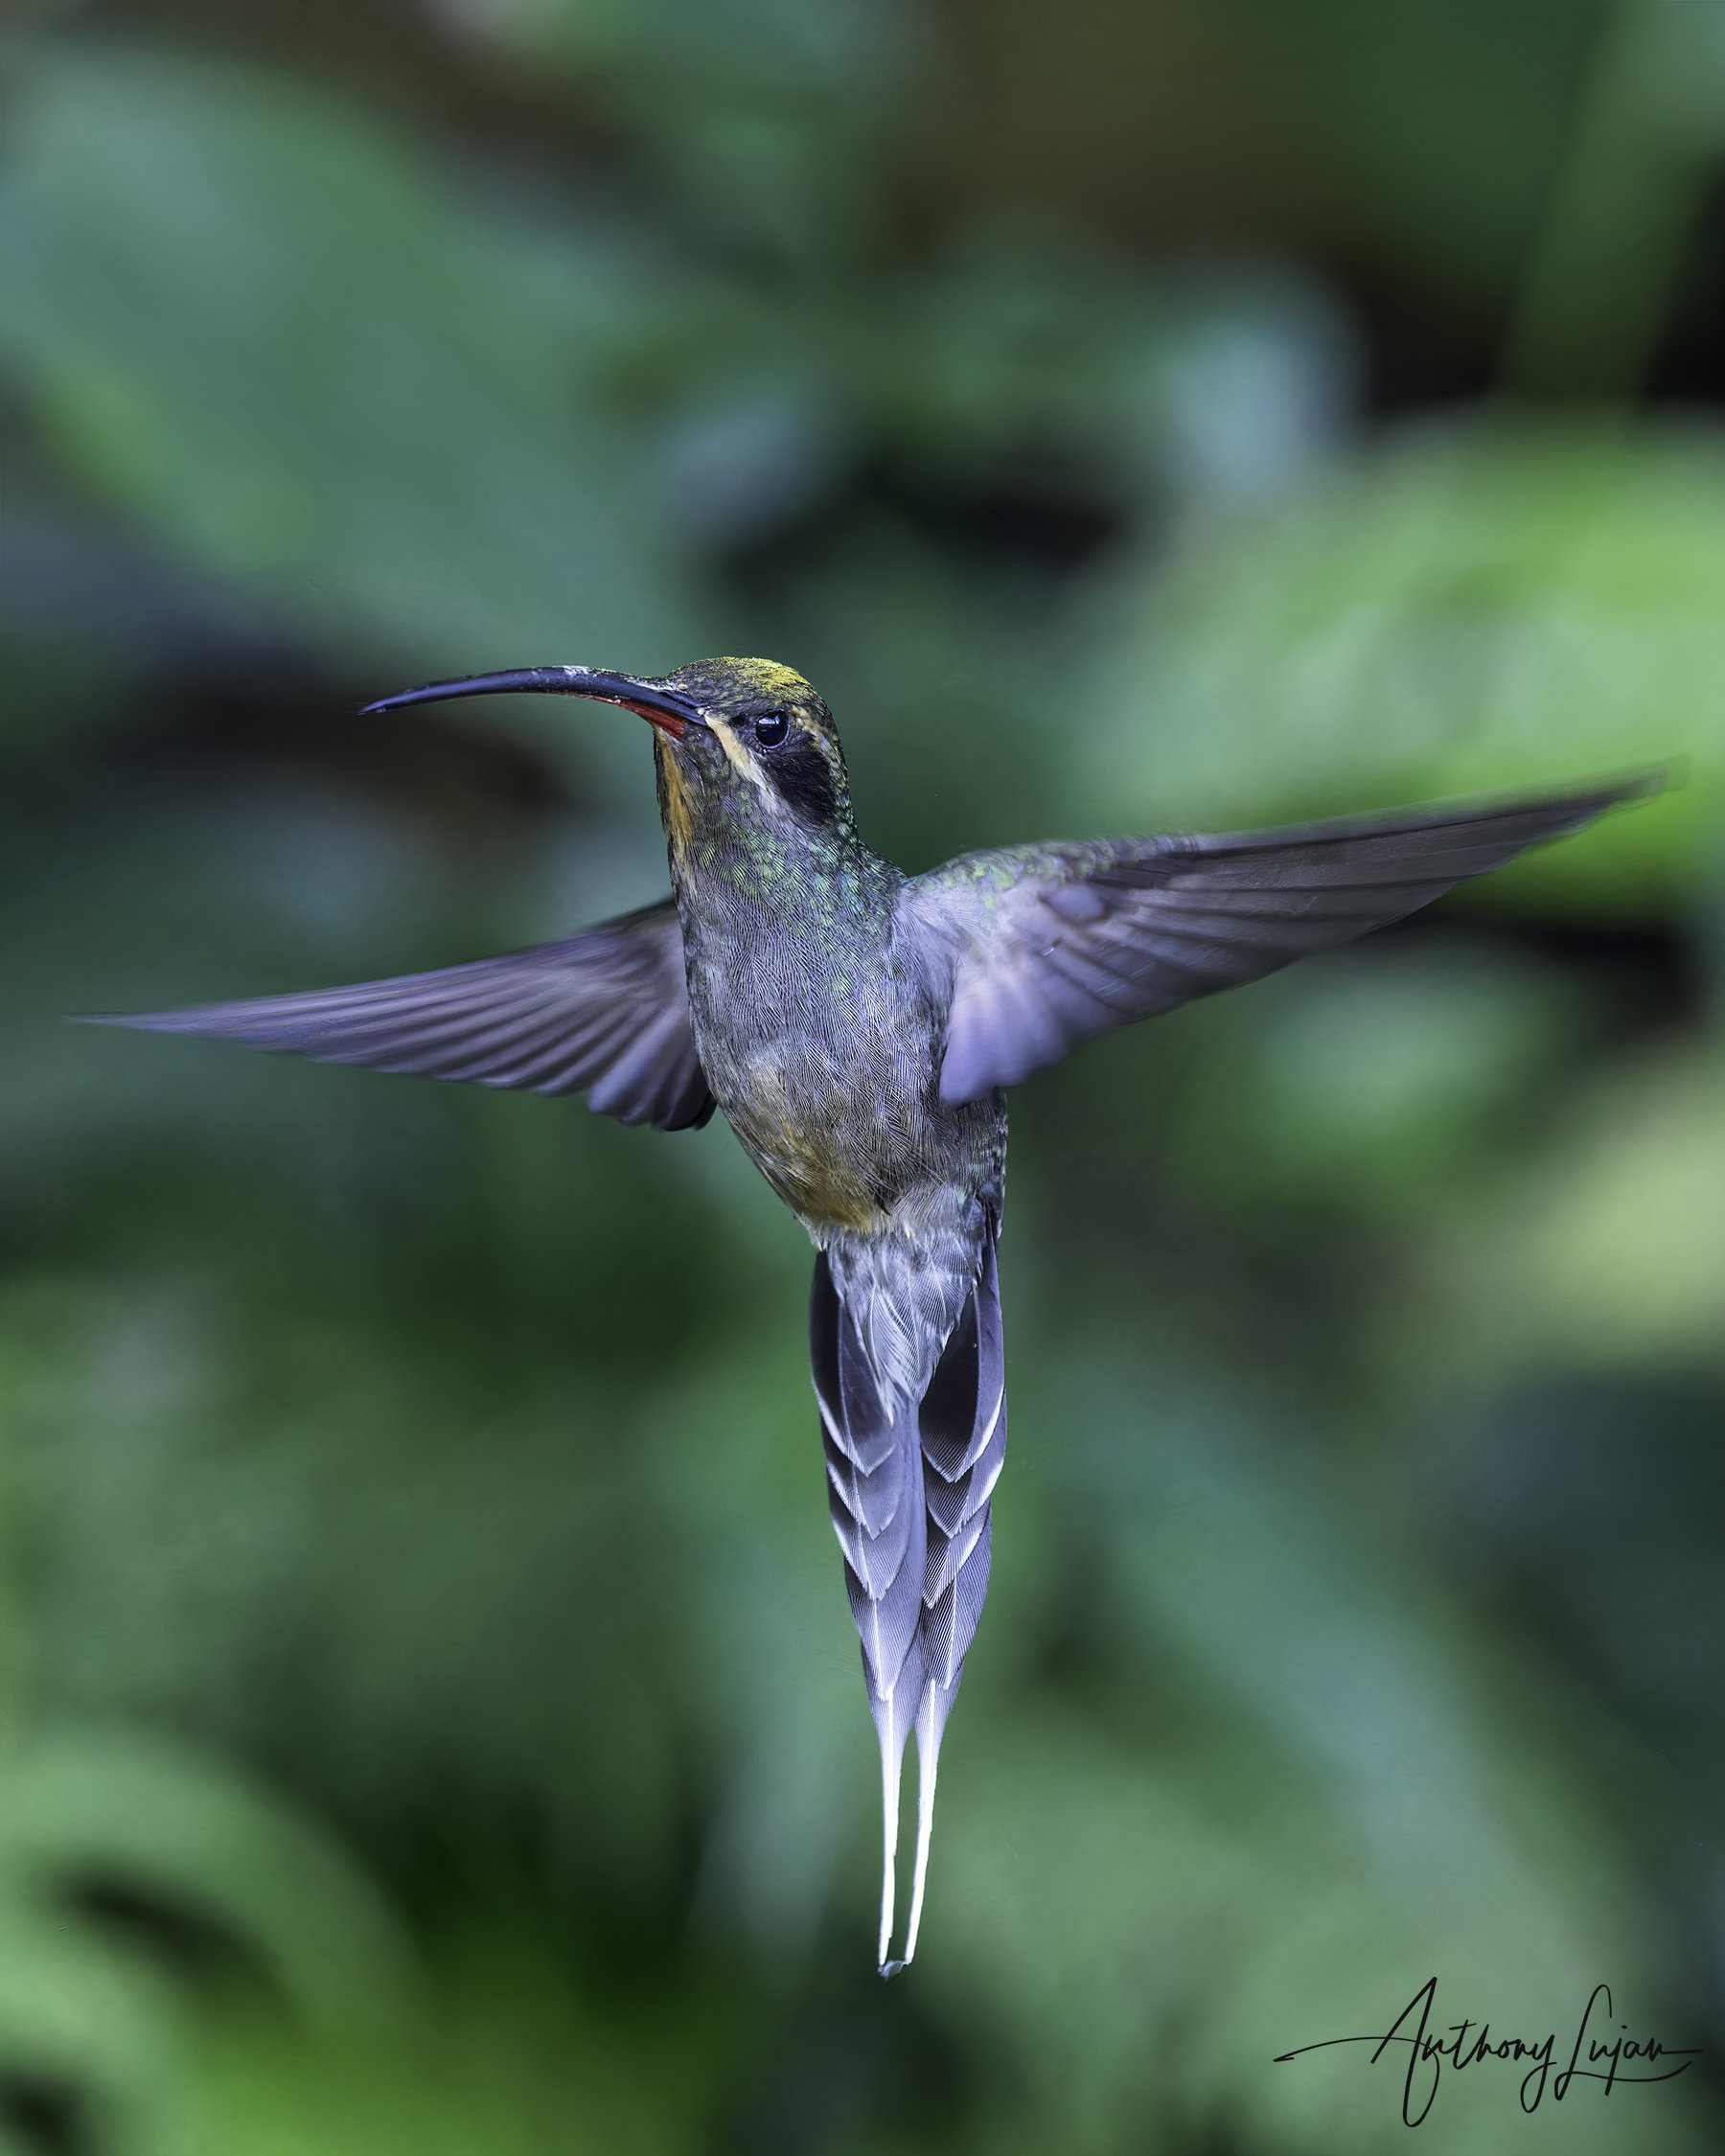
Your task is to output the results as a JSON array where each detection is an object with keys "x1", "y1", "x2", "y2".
[
  {"x1": 93, "y1": 898, "x2": 715, "y2": 1132},
  {"x1": 908, "y1": 779, "x2": 1652, "y2": 1105}
]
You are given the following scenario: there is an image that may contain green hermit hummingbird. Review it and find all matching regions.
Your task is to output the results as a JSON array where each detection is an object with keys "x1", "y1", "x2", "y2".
[{"x1": 104, "y1": 656, "x2": 1648, "y2": 1973}]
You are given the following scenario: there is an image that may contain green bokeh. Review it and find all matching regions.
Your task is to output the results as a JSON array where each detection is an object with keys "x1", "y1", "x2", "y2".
[{"x1": 1, "y1": 4, "x2": 1721, "y2": 2151}]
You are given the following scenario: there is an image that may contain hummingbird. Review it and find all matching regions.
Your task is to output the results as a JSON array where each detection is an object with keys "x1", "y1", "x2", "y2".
[{"x1": 102, "y1": 656, "x2": 1648, "y2": 1973}]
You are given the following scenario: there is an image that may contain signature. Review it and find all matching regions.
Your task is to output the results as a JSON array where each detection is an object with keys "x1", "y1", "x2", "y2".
[{"x1": 1275, "y1": 1977, "x2": 1703, "y2": 2126}]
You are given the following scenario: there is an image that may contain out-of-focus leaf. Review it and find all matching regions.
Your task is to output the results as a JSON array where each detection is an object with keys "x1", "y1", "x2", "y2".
[
  {"x1": 0, "y1": 49, "x2": 702, "y2": 783},
  {"x1": 0, "y1": 1893, "x2": 186, "y2": 2156},
  {"x1": 176, "y1": 1913, "x2": 732, "y2": 2156},
  {"x1": 0, "y1": 1732, "x2": 419, "y2": 2032},
  {"x1": 0, "y1": 1726, "x2": 420, "y2": 2156},
  {"x1": 426, "y1": 0, "x2": 905, "y2": 103},
  {"x1": 1086, "y1": 424, "x2": 1722, "y2": 900},
  {"x1": 879, "y1": 231, "x2": 1351, "y2": 509},
  {"x1": 1438, "y1": 1041, "x2": 1725, "y2": 1371},
  {"x1": 1171, "y1": 942, "x2": 1588, "y2": 1207},
  {"x1": 927, "y1": 1354, "x2": 1710, "y2": 2156}
]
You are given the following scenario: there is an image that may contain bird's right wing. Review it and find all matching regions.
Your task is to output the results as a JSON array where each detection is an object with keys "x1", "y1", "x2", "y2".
[
  {"x1": 907, "y1": 779, "x2": 1654, "y2": 1105},
  {"x1": 93, "y1": 897, "x2": 715, "y2": 1132}
]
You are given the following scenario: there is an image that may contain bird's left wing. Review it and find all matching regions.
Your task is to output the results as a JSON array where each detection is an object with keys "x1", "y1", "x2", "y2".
[
  {"x1": 907, "y1": 780, "x2": 1652, "y2": 1106},
  {"x1": 93, "y1": 897, "x2": 715, "y2": 1131}
]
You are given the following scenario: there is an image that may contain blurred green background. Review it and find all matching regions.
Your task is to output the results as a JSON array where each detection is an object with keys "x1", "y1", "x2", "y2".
[{"x1": 1, "y1": 1, "x2": 1723, "y2": 2150}]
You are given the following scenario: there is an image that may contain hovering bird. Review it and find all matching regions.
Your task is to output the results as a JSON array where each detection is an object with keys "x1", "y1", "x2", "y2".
[{"x1": 102, "y1": 657, "x2": 1648, "y2": 1973}]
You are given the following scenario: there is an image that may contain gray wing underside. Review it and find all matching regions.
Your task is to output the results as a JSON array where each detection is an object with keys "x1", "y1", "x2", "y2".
[
  {"x1": 911, "y1": 778, "x2": 1653, "y2": 1105},
  {"x1": 93, "y1": 897, "x2": 715, "y2": 1132}
]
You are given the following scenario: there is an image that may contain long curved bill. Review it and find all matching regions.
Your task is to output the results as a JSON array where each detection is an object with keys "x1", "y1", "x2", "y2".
[{"x1": 360, "y1": 667, "x2": 706, "y2": 742}]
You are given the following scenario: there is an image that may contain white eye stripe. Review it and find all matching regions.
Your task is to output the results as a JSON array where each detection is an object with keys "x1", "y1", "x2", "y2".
[{"x1": 705, "y1": 717, "x2": 774, "y2": 799}]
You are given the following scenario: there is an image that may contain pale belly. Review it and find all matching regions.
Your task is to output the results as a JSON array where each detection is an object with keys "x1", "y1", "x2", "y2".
[{"x1": 714, "y1": 1037, "x2": 927, "y2": 1233}]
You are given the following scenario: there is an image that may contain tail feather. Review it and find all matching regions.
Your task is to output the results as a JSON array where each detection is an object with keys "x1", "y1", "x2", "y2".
[
  {"x1": 869, "y1": 1666, "x2": 922, "y2": 1967},
  {"x1": 922, "y1": 1522, "x2": 993, "y2": 1684},
  {"x1": 811, "y1": 1231, "x2": 1006, "y2": 1975},
  {"x1": 900, "y1": 1680, "x2": 951, "y2": 1969}
]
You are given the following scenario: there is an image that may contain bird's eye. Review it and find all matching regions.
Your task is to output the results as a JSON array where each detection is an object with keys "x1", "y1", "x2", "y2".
[{"x1": 752, "y1": 713, "x2": 791, "y2": 749}]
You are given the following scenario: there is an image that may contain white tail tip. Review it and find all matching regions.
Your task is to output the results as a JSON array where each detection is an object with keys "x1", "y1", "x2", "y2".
[
  {"x1": 875, "y1": 1695, "x2": 907, "y2": 1970},
  {"x1": 877, "y1": 1681, "x2": 944, "y2": 1978}
]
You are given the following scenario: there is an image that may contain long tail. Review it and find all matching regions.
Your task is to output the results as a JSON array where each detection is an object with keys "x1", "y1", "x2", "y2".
[{"x1": 810, "y1": 1233, "x2": 1006, "y2": 1975}]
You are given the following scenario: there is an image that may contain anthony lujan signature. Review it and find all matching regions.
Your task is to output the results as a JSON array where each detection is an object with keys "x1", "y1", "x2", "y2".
[{"x1": 1274, "y1": 1977, "x2": 1703, "y2": 2127}]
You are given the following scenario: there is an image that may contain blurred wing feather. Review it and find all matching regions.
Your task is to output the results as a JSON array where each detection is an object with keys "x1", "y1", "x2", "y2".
[
  {"x1": 911, "y1": 780, "x2": 1652, "y2": 1104},
  {"x1": 94, "y1": 898, "x2": 714, "y2": 1132}
]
